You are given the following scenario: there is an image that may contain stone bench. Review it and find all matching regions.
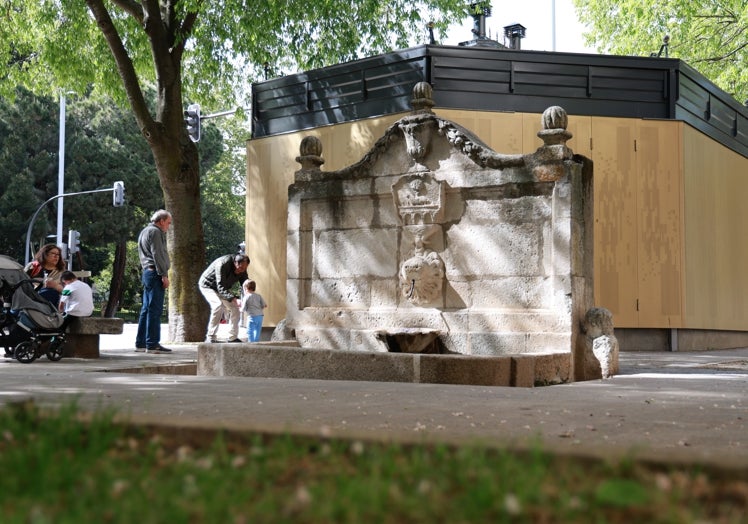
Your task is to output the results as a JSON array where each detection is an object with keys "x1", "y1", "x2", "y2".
[{"x1": 63, "y1": 317, "x2": 124, "y2": 359}]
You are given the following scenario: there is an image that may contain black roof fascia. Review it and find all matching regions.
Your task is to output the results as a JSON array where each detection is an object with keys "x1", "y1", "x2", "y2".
[{"x1": 250, "y1": 45, "x2": 747, "y2": 158}]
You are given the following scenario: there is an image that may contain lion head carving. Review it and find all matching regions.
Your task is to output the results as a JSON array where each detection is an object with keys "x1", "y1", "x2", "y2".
[{"x1": 399, "y1": 251, "x2": 444, "y2": 305}]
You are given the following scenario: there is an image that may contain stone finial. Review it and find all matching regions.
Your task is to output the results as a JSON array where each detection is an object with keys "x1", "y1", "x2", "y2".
[
  {"x1": 530, "y1": 105, "x2": 574, "y2": 181},
  {"x1": 542, "y1": 106, "x2": 568, "y2": 131},
  {"x1": 411, "y1": 81, "x2": 435, "y2": 114},
  {"x1": 537, "y1": 106, "x2": 572, "y2": 147},
  {"x1": 295, "y1": 136, "x2": 325, "y2": 172}
]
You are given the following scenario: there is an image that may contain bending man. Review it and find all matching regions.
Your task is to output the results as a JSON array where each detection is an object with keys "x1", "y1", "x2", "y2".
[{"x1": 198, "y1": 254, "x2": 250, "y2": 343}]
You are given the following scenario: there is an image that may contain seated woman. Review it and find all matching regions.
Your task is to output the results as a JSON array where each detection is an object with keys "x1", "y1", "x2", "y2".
[{"x1": 25, "y1": 244, "x2": 65, "y2": 306}]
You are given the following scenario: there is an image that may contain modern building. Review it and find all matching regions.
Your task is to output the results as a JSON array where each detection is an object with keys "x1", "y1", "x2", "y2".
[{"x1": 246, "y1": 37, "x2": 748, "y2": 351}]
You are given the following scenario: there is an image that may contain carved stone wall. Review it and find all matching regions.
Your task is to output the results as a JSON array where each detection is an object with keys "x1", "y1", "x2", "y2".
[{"x1": 287, "y1": 82, "x2": 595, "y2": 378}]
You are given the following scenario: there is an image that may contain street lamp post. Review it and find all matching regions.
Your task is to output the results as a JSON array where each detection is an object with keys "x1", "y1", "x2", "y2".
[
  {"x1": 56, "y1": 92, "x2": 66, "y2": 247},
  {"x1": 56, "y1": 91, "x2": 75, "y2": 248}
]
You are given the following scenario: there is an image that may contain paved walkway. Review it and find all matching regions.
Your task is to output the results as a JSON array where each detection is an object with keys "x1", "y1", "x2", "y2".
[{"x1": 1, "y1": 324, "x2": 747, "y2": 471}]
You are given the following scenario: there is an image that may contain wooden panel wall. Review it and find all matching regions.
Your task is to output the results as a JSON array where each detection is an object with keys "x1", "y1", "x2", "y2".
[{"x1": 683, "y1": 126, "x2": 748, "y2": 330}]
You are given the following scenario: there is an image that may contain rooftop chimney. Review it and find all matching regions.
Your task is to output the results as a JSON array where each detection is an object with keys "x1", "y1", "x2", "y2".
[
  {"x1": 504, "y1": 23, "x2": 527, "y2": 50},
  {"x1": 458, "y1": 2, "x2": 504, "y2": 49},
  {"x1": 470, "y1": 2, "x2": 491, "y2": 39}
]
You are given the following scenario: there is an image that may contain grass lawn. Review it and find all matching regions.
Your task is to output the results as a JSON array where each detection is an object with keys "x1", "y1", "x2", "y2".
[{"x1": 0, "y1": 402, "x2": 745, "y2": 523}]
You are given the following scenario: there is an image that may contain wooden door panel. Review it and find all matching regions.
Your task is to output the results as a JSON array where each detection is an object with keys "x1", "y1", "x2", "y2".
[{"x1": 591, "y1": 118, "x2": 639, "y2": 326}]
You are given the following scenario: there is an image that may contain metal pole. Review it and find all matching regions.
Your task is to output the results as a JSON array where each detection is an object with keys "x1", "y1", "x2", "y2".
[
  {"x1": 551, "y1": 0, "x2": 556, "y2": 52},
  {"x1": 25, "y1": 187, "x2": 114, "y2": 265},
  {"x1": 56, "y1": 92, "x2": 66, "y2": 247},
  {"x1": 200, "y1": 108, "x2": 239, "y2": 120}
]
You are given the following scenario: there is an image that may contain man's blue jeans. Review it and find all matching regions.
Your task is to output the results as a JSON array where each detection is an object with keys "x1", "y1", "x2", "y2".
[{"x1": 135, "y1": 269, "x2": 165, "y2": 348}]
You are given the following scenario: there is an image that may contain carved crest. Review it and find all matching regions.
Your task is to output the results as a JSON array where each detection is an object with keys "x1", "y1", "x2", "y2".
[{"x1": 392, "y1": 174, "x2": 445, "y2": 226}]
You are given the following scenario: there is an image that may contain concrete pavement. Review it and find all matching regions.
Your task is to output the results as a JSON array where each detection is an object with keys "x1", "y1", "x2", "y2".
[{"x1": 1, "y1": 323, "x2": 747, "y2": 471}]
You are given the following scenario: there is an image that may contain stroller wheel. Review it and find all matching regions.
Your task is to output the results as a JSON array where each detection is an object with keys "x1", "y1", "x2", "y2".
[
  {"x1": 14, "y1": 341, "x2": 38, "y2": 363},
  {"x1": 46, "y1": 337, "x2": 65, "y2": 361}
]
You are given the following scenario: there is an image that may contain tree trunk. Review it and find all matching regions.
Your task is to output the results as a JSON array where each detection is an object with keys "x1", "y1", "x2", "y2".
[
  {"x1": 104, "y1": 241, "x2": 126, "y2": 318},
  {"x1": 153, "y1": 138, "x2": 209, "y2": 342}
]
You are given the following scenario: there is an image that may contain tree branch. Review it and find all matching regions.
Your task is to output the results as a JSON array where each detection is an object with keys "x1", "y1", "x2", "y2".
[
  {"x1": 693, "y1": 40, "x2": 747, "y2": 63},
  {"x1": 141, "y1": 0, "x2": 170, "y2": 50},
  {"x1": 173, "y1": 10, "x2": 199, "y2": 60},
  {"x1": 110, "y1": 0, "x2": 144, "y2": 24},
  {"x1": 84, "y1": 0, "x2": 154, "y2": 131},
  {"x1": 140, "y1": 0, "x2": 183, "y2": 124}
]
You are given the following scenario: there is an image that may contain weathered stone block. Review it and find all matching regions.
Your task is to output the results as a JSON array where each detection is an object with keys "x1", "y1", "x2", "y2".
[
  {"x1": 315, "y1": 229, "x2": 398, "y2": 278},
  {"x1": 63, "y1": 317, "x2": 125, "y2": 359},
  {"x1": 418, "y1": 354, "x2": 512, "y2": 385},
  {"x1": 444, "y1": 223, "x2": 543, "y2": 278},
  {"x1": 370, "y1": 278, "x2": 398, "y2": 308},
  {"x1": 533, "y1": 352, "x2": 572, "y2": 385},
  {"x1": 469, "y1": 333, "x2": 530, "y2": 356},
  {"x1": 66, "y1": 317, "x2": 124, "y2": 335},
  {"x1": 468, "y1": 277, "x2": 552, "y2": 309},
  {"x1": 511, "y1": 355, "x2": 536, "y2": 387},
  {"x1": 310, "y1": 278, "x2": 371, "y2": 308}
]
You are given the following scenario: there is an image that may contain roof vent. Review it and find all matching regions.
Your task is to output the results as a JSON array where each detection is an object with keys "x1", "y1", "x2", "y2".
[{"x1": 504, "y1": 23, "x2": 527, "y2": 50}]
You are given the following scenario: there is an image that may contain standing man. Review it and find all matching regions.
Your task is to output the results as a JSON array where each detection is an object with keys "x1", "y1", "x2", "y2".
[
  {"x1": 199, "y1": 254, "x2": 250, "y2": 343},
  {"x1": 135, "y1": 209, "x2": 172, "y2": 353}
]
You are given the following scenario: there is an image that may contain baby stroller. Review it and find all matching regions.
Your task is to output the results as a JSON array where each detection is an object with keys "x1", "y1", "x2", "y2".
[{"x1": 0, "y1": 255, "x2": 67, "y2": 363}]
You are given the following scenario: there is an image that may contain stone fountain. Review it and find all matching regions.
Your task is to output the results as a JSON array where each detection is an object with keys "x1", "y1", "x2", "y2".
[{"x1": 199, "y1": 82, "x2": 618, "y2": 385}]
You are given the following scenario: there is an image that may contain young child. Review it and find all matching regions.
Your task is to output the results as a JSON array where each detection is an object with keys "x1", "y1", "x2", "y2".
[
  {"x1": 59, "y1": 271, "x2": 94, "y2": 320},
  {"x1": 240, "y1": 280, "x2": 267, "y2": 342}
]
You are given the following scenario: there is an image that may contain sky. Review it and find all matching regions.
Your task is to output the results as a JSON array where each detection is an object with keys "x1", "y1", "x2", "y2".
[{"x1": 442, "y1": 0, "x2": 596, "y2": 54}]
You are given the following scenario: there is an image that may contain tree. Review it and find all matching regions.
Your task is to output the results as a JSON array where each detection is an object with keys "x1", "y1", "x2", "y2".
[
  {"x1": 0, "y1": 89, "x2": 58, "y2": 259},
  {"x1": 0, "y1": 88, "x2": 239, "y2": 316},
  {"x1": 573, "y1": 0, "x2": 748, "y2": 103},
  {"x1": 0, "y1": 0, "x2": 467, "y2": 341},
  {"x1": 0, "y1": 87, "x2": 164, "y2": 306},
  {"x1": 201, "y1": 116, "x2": 247, "y2": 263}
]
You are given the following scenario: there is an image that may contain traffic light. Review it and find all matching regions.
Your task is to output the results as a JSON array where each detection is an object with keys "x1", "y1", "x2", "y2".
[
  {"x1": 68, "y1": 230, "x2": 81, "y2": 255},
  {"x1": 113, "y1": 180, "x2": 125, "y2": 207},
  {"x1": 184, "y1": 103, "x2": 201, "y2": 142}
]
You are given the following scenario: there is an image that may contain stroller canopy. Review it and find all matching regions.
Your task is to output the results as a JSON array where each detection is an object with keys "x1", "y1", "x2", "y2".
[
  {"x1": 1, "y1": 255, "x2": 63, "y2": 329},
  {"x1": 0, "y1": 255, "x2": 28, "y2": 290}
]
